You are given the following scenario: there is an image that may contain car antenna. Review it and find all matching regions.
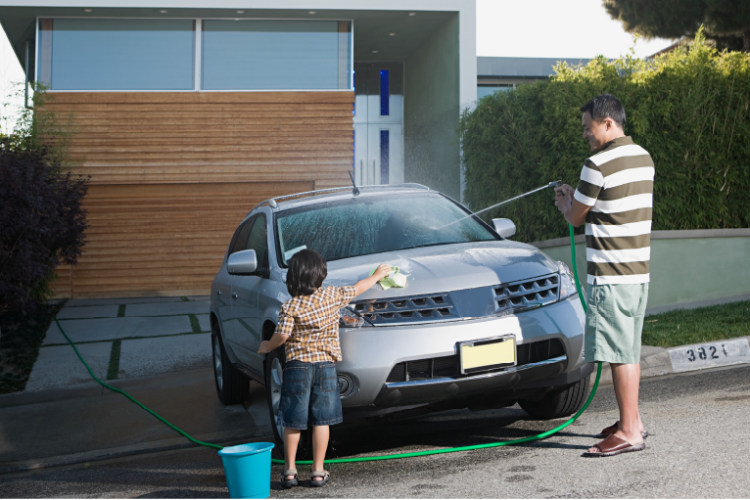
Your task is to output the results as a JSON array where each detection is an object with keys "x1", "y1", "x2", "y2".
[{"x1": 349, "y1": 170, "x2": 360, "y2": 196}]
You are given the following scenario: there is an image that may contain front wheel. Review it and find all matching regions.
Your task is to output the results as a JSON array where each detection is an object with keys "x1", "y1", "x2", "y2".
[
  {"x1": 212, "y1": 332, "x2": 249, "y2": 405},
  {"x1": 264, "y1": 347, "x2": 286, "y2": 446},
  {"x1": 518, "y1": 376, "x2": 590, "y2": 419}
]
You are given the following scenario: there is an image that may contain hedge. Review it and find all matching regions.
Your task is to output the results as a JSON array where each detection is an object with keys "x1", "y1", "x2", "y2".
[{"x1": 460, "y1": 33, "x2": 750, "y2": 242}]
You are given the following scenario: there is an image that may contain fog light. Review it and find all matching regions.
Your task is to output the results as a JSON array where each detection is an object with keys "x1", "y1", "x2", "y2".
[{"x1": 337, "y1": 373, "x2": 358, "y2": 399}]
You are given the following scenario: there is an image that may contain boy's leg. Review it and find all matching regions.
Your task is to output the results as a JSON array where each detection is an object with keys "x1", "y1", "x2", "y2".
[
  {"x1": 284, "y1": 427, "x2": 302, "y2": 475},
  {"x1": 311, "y1": 425, "x2": 330, "y2": 473}
]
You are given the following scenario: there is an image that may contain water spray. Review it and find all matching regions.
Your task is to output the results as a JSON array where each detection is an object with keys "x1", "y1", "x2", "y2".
[{"x1": 440, "y1": 180, "x2": 562, "y2": 229}]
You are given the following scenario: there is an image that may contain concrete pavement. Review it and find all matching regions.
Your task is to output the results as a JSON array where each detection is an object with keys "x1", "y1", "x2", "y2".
[{"x1": 1, "y1": 295, "x2": 749, "y2": 474}]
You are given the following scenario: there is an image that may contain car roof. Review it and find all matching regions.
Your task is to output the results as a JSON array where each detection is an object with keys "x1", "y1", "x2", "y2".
[{"x1": 256, "y1": 183, "x2": 436, "y2": 213}]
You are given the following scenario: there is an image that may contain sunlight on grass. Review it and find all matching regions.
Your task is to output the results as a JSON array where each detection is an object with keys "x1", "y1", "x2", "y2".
[{"x1": 642, "y1": 300, "x2": 750, "y2": 348}]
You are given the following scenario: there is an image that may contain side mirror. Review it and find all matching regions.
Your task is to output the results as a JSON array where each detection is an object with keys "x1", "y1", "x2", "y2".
[
  {"x1": 492, "y1": 218, "x2": 516, "y2": 239},
  {"x1": 227, "y1": 249, "x2": 258, "y2": 275}
]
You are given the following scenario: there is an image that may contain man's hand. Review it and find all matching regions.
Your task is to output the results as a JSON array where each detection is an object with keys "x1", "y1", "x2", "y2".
[
  {"x1": 554, "y1": 184, "x2": 590, "y2": 227},
  {"x1": 554, "y1": 184, "x2": 574, "y2": 213}
]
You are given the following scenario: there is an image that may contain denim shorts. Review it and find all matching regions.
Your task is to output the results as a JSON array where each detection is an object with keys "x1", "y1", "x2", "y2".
[
  {"x1": 585, "y1": 283, "x2": 649, "y2": 364},
  {"x1": 279, "y1": 360, "x2": 343, "y2": 430}
]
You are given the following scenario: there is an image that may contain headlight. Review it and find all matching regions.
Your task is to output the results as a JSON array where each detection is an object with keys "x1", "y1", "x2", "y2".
[
  {"x1": 557, "y1": 261, "x2": 579, "y2": 300},
  {"x1": 339, "y1": 306, "x2": 364, "y2": 328}
]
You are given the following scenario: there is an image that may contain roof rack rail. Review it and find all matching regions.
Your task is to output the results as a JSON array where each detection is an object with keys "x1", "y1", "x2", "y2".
[{"x1": 258, "y1": 183, "x2": 430, "y2": 209}]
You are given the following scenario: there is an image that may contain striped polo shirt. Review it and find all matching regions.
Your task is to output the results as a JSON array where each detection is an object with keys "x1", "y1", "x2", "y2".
[{"x1": 574, "y1": 136, "x2": 655, "y2": 285}]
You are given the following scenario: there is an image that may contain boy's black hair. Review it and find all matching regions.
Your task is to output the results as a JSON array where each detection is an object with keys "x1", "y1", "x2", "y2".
[
  {"x1": 286, "y1": 249, "x2": 327, "y2": 296},
  {"x1": 580, "y1": 94, "x2": 626, "y2": 128}
]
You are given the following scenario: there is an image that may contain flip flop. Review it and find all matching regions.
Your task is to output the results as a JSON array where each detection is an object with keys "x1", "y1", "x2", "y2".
[
  {"x1": 582, "y1": 434, "x2": 646, "y2": 458},
  {"x1": 597, "y1": 421, "x2": 649, "y2": 439},
  {"x1": 310, "y1": 470, "x2": 331, "y2": 487}
]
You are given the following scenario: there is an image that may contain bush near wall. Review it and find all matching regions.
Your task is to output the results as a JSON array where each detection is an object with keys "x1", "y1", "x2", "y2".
[{"x1": 460, "y1": 33, "x2": 750, "y2": 243}]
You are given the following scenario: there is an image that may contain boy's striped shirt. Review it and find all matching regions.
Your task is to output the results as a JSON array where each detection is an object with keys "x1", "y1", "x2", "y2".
[{"x1": 574, "y1": 136, "x2": 655, "y2": 285}]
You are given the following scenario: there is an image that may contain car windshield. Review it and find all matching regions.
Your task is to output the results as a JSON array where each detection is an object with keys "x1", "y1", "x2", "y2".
[{"x1": 275, "y1": 192, "x2": 497, "y2": 264}]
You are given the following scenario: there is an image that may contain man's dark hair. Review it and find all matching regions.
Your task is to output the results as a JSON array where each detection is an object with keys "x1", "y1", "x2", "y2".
[
  {"x1": 286, "y1": 248, "x2": 327, "y2": 296},
  {"x1": 580, "y1": 94, "x2": 626, "y2": 128}
]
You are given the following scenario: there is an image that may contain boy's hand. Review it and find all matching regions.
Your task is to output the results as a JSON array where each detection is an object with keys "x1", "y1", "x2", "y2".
[
  {"x1": 257, "y1": 340, "x2": 272, "y2": 354},
  {"x1": 353, "y1": 263, "x2": 393, "y2": 297},
  {"x1": 372, "y1": 263, "x2": 392, "y2": 281}
]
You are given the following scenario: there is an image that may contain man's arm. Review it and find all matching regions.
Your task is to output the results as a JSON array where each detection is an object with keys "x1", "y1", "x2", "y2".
[{"x1": 555, "y1": 184, "x2": 591, "y2": 228}]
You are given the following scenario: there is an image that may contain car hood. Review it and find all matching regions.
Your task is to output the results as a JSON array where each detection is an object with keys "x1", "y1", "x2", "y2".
[{"x1": 324, "y1": 240, "x2": 559, "y2": 298}]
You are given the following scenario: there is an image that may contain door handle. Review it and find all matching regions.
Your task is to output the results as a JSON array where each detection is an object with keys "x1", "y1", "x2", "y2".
[{"x1": 231, "y1": 292, "x2": 238, "y2": 300}]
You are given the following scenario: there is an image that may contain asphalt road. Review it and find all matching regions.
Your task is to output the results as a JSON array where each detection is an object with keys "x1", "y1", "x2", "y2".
[{"x1": 1, "y1": 364, "x2": 749, "y2": 498}]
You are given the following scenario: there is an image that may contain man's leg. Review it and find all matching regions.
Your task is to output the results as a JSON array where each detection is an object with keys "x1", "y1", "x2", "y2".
[{"x1": 610, "y1": 362, "x2": 644, "y2": 444}]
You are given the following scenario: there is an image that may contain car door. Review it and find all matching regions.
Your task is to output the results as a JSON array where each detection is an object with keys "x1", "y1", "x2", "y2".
[{"x1": 225, "y1": 213, "x2": 270, "y2": 372}]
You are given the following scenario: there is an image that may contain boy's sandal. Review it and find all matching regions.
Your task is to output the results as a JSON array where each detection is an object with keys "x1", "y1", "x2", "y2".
[
  {"x1": 310, "y1": 470, "x2": 331, "y2": 487},
  {"x1": 281, "y1": 469, "x2": 298, "y2": 489}
]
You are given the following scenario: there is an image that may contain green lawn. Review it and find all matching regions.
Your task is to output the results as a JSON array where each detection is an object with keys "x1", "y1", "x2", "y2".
[{"x1": 642, "y1": 300, "x2": 750, "y2": 348}]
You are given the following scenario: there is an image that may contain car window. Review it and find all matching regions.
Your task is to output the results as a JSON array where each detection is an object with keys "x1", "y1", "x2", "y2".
[
  {"x1": 228, "y1": 215, "x2": 269, "y2": 274},
  {"x1": 275, "y1": 193, "x2": 497, "y2": 265}
]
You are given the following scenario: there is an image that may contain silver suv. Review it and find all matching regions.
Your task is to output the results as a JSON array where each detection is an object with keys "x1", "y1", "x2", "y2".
[{"x1": 210, "y1": 184, "x2": 592, "y2": 444}]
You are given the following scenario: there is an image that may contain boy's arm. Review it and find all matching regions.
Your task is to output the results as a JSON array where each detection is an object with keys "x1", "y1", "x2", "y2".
[
  {"x1": 257, "y1": 332, "x2": 289, "y2": 354},
  {"x1": 258, "y1": 311, "x2": 292, "y2": 354},
  {"x1": 352, "y1": 263, "x2": 391, "y2": 298}
]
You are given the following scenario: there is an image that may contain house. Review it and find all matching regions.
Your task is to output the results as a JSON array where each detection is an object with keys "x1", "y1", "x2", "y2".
[
  {"x1": 0, "y1": 0, "x2": 477, "y2": 298},
  {"x1": 477, "y1": 56, "x2": 590, "y2": 98}
]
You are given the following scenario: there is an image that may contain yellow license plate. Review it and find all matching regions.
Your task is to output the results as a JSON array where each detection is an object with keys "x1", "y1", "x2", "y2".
[{"x1": 459, "y1": 335, "x2": 516, "y2": 374}]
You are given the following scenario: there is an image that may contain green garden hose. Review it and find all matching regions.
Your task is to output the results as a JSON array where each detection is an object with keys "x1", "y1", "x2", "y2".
[{"x1": 57, "y1": 223, "x2": 599, "y2": 465}]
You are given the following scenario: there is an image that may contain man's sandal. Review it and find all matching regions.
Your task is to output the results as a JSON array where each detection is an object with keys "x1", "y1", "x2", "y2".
[
  {"x1": 281, "y1": 469, "x2": 298, "y2": 489},
  {"x1": 310, "y1": 470, "x2": 331, "y2": 487},
  {"x1": 597, "y1": 421, "x2": 649, "y2": 439},
  {"x1": 582, "y1": 434, "x2": 645, "y2": 458}
]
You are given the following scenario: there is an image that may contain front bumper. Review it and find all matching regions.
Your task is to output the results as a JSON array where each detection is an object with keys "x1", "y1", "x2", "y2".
[{"x1": 337, "y1": 295, "x2": 586, "y2": 408}]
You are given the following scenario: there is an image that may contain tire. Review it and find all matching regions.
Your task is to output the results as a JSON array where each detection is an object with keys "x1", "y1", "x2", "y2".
[
  {"x1": 519, "y1": 376, "x2": 590, "y2": 419},
  {"x1": 264, "y1": 347, "x2": 286, "y2": 446},
  {"x1": 212, "y1": 331, "x2": 249, "y2": 405}
]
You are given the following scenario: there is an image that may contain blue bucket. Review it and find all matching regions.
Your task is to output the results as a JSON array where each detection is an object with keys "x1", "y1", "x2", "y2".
[{"x1": 218, "y1": 442, "x2": 275, "y2": 498}]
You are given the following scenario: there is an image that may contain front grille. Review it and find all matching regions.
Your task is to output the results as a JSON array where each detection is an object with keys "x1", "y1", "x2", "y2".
[
  {"x1": 352, "y1": 293, "x2": 457, "y2": 325},
  {"x1": 385, "y1": 338, "x2": 566, "y2": 383},
  {"x1": 496, "y1": 274, "x2": 559, "y2": 313},
  {"x1": 351, "y1": 273, "x2": 560, "y2": 326}
]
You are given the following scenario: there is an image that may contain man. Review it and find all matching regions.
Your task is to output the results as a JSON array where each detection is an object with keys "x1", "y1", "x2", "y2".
[{"x1": 554, "y1": 94, "x2": 654, "y2": 457}]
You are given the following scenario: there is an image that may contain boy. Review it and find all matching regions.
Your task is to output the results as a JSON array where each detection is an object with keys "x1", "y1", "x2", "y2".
[{"x1": 258, "y1": 249, "x2": 391, "y2": 487}]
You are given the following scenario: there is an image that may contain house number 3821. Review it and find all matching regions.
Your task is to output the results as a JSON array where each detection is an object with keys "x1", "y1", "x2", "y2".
[{"x1": 685, "y1": 344, "x2": 727, "y2": 362}]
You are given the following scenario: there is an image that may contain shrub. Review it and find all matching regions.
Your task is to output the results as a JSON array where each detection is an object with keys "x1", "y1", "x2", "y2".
[
  {"x1": 460, "y1": 33, "x2": 750, "y2": 242},
  {"x1": 0, "y1": 93, "x2": 88, "y2": 314}
]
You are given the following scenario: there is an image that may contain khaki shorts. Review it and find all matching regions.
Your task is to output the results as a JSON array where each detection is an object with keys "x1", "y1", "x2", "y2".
[{"x1": 585, "y1": 283, "x2": 649, "y2": 364}]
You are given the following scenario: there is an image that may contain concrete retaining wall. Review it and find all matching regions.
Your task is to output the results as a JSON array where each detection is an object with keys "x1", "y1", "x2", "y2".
[{"x1": 534, "y1": 228, "x2": 750, "y2": 314}]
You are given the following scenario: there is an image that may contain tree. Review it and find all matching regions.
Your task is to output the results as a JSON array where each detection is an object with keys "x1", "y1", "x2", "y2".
[{"x1": 603, "y1": 0, "x2": 750, "y2": 52}]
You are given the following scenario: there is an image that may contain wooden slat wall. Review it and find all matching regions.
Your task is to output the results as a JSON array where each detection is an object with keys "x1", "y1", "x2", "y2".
[{"x1": 46, "y1": 91, "x2": 355, "y2": 298}]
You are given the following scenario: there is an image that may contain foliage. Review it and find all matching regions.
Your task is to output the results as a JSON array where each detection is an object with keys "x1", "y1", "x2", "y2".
[
  {"x1": 0, "y1": 89, "x2": 88, "y2": 315},
  {"x1": 460, "y1": 33, "x2": 750, "y2": 242},
  {"x1": 603, "y1": 0, "x2": 750, "y2": 52}
]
